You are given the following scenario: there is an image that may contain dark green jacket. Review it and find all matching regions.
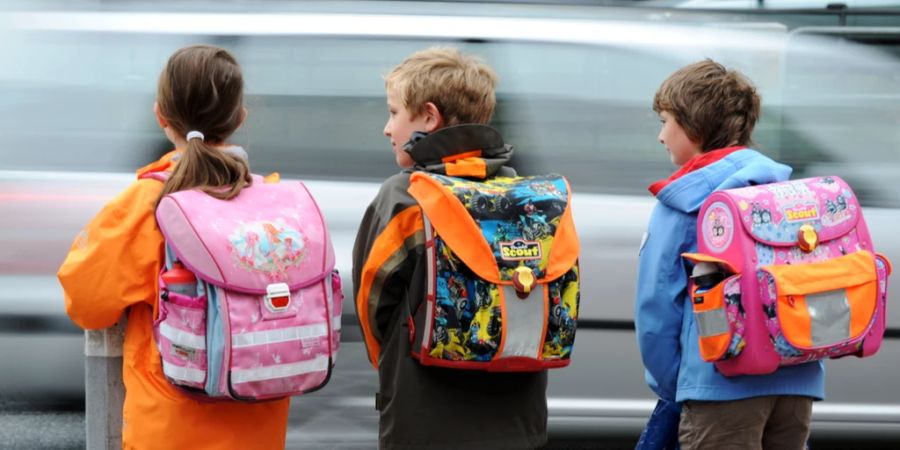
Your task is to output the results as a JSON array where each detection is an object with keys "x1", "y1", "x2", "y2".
[{"x1": 352, "y1": 124, "x2": 548, "y2": 450}]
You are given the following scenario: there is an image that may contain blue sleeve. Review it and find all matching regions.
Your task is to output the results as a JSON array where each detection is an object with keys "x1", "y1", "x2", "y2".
[{"x1": 634, "y1": 205, "x2": 695, "y2": 401}]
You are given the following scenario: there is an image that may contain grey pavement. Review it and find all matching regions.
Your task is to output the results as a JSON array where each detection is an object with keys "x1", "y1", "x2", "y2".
[{"x1": 0, "y1": 409, "x2": 84, "y2": 450}]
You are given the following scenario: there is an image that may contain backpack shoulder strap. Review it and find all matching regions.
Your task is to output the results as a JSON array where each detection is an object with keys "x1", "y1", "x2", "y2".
[{"x1": 139, "y1": 171, "x2": 170, "y2": 182}]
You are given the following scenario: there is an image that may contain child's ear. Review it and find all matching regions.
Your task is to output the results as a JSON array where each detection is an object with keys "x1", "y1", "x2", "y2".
[
  {"x1": 422, "y1": 102, "x2": 444, "y2": 132},
  {"x1": 153, "y1": 102, "x2": 168, "y2": 129},
  {"x1": 238, "y1": 107, "x2": 248, "y2": 129}
]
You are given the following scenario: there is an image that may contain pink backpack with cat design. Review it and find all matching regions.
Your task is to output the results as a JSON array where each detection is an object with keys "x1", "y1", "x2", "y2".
[
  {"x1": 684, "y1": 176, "x2": 891, "y2": 376},
  {"x1": 146, "y1": 172, "x2": 341, "y2": 401}
]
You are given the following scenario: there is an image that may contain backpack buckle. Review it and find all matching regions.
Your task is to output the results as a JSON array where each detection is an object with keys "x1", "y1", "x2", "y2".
[
  {"x1": 512, "y1": 266, "x2": 536, "y2": 299},
  {"x1": 797, "y1": 224, "x2": 819, "y2": 253},
  {"x1": 265, "y1": 282, "x2": 291, "y2": 312}
]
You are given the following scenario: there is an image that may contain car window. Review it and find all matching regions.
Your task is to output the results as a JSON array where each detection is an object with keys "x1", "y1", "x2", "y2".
[
  {"x1": 779, "y1": 28, "x2": 900, "y2": 208},
  {"x1": 0, "y1": 17, "x2": 897, "y2": 206}
]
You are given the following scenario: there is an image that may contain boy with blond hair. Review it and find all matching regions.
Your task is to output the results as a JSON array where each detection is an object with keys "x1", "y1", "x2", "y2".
[
  {"x1": 635, "y1": 59, "x2": 824, "y2": 450},
  {"x1": 353, "y1": 47, "x2": 548, "y2": 450}
]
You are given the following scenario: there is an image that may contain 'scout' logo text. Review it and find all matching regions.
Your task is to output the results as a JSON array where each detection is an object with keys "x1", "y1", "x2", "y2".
[
  {"x1": 783, "y1": 204, "x2": 819, "y2": 222},
  {"x1": 500, "y1": 239, "x2": 542, "y2": 261}
]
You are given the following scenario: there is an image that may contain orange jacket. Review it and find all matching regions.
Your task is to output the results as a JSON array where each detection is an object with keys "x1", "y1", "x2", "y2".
[{"x1": 58, "y1": 153, "x2": 289, "y2": 450}]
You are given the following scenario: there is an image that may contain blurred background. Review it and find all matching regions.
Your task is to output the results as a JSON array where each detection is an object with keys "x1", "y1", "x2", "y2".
[{"x1": 0, "y1": 1, "x2": 898, "y2": 448}]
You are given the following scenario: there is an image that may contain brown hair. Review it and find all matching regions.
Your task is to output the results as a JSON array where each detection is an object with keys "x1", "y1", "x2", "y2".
[
  {"x1": 157, "y1": 45, "x2": 250, "y2": 203},
  {"x1": 653, "y1": 59, "x2": 760, "y2": 152},
  {"x1": 384, "y1": 47, "x2": 497, "y2": 126}
]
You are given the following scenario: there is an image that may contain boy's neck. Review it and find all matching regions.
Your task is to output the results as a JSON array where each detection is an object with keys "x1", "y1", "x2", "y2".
[{"x1": 649, "y1": 146, "x2": 746, "y2": 196}]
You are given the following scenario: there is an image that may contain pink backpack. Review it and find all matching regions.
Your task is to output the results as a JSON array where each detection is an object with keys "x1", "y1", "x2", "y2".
[
  {"x1": 145, "y1": 172, "x2": 341, "y2": 401},
  {"x1": 684, "y1": 176, "x2": 891, "y2": 376}
]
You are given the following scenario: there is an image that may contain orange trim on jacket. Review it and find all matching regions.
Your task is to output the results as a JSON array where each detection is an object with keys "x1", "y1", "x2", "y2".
[
  {"x1": 355, "y1": 205, "x2": 424, "y2": 368},
  {"x1": 442, "y1": 151, "x2": 487, "y2": 178},
  {"x1": 58, "y1": 153, "x2": 289, "y2": 450}
]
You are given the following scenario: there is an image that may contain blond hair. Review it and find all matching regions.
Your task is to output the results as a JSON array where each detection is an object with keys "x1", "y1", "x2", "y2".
[
  {"x1": 385, "y1": 47, "x2": 497, "y2": 125},
  {"x1": 653, "y1": 59, "x2": 760, "y2": 152}
]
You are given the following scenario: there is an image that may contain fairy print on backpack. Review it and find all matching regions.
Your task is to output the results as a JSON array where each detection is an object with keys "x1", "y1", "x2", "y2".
[{"x1": 684, "y1": 176, "x2": 892, "y2": 376}]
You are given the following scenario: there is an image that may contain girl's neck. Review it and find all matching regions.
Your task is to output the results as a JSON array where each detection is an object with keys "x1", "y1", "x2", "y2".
[{"x1": 173, "y1": 144, "x2": 248, "y2": 161}]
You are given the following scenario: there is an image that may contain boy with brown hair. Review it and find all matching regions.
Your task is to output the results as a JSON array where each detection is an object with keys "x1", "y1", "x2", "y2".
[
  {"x1": 635, "y1": 59, "x2": 824, "y2": 450},
  {"x1": 353, "y1": 47, "x2": 548, "y2": 449}
]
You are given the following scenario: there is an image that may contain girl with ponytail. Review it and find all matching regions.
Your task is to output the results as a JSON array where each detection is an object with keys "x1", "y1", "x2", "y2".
[
  {"x1": 155, "y1": 45, "x2": 252, "y2": 202},
  {"x1": 59, "y1": 45, "x2": 290, "y2": 450}
]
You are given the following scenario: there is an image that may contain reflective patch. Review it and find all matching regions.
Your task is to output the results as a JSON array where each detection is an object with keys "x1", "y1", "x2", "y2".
[
  {"x1": 231, "y1": 355, "x2": 329, "y2": 384},
  {"x1": 231, "y1": 324, "x2": 328, "y2": 349},
  {"x1": 499, "y1": 285, "x2": 545, "y2": 358},
  {"x1": 422, "y1": 215, "x2": 436, "y2": 351},
  {"x1": 159, "y1": 322, "x2": 206, "y2": 350},
  {"x1": 808, "y1": 289, "x2": 851, "y2": 346},
  {"x1": 162, "y1": 362, "x2": 205, "y2": 383},
  {"x1": 74, "y1": 230, "x2": 89, "y2": 250},
  {"x1": 695, "y1": 308, "x2": 729, "y2": 337}
]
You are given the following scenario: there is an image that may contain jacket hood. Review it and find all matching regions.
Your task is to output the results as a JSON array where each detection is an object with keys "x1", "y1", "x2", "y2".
[
  {"x1": 407, "y1": 124, "x2": 515, "y2": 179},
  {"x1": 656, "y1": 149, "x2": 792, "y2": 214}
]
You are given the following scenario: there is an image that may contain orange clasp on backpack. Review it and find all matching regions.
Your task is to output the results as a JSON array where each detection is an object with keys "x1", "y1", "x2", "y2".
[{"x1": 797, "y1": 224, "x2": 819, "y2": 253}]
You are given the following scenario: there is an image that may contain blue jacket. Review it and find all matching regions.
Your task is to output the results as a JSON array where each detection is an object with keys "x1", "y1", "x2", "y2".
[{"x1": 635, "y1": 149, "x2": 825, "y2": 403}]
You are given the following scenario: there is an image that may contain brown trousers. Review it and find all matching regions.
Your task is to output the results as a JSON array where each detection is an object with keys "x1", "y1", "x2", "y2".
[{"x1": 679, "y1": 395, "x2": 813, "y2": 450}]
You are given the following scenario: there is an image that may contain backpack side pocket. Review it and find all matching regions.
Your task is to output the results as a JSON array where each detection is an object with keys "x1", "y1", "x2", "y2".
[
  {"x1": 691, "y1": 275, "x2": 744, "y2": 362},
  {"x1": 156, "y1": 281, "x2": 208, "y2": 390}
]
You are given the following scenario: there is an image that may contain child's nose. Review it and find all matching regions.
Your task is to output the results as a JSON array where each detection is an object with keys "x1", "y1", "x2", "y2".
[{"x1": 383, "y1": 122, "x2": 391, "y2": 137}]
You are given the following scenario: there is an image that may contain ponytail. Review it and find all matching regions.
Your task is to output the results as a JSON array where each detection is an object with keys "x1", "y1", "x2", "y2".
[
  {"x1": 154, "y1": 45, "x2": 249, "y2": 205},
  {"x1": 159, "y1": 136, "x2": 252, "y2": 204}
]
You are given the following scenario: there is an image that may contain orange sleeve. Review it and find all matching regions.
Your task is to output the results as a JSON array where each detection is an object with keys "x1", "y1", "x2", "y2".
[
  {"x1": 58, "y1": 179, "x2": 165, "y2": 330},
  {"x1": 354, "y1": 206, "x2": 423, "y2": 369}
]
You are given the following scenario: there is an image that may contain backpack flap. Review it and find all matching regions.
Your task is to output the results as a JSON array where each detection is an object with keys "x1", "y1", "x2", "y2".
[
  {"x1": 408, "y1": 172, "x2": 578, "y2": 285},
  {"x1": 156, "y1": 181, "x2": 335, "y2": 293},
  {"x1": 725, "y1": 176, "x2": 861, "y2": 251}
]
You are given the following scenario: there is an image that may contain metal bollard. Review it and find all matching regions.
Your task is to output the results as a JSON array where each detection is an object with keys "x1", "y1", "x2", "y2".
[{"x1": 84, "y1": 319, "x2": 126, "y2": 450}]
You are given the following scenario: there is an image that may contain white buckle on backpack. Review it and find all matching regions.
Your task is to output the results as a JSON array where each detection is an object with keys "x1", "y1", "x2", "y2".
[{"x1": 265, "y1": 283, "x2": 291, "y2": 312}]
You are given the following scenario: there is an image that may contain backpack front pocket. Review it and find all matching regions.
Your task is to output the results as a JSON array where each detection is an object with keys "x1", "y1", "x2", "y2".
[{"x1": 761, "y1": 251, "x2": 879, "y2": 358}]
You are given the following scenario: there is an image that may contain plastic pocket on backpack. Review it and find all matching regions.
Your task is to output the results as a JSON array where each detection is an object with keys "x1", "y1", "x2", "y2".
[
  {"x1": 157, "y1": 282, "x2": 209, "y2": 390},
  {"x1": 683, "y1": 253, "x2": 743, "y2": 362},
  {"x1": 761, "y1": 250, "x2": 879, "y2": 352},
  {"x1": 691, "y1": 275, "x2": 744, "y2": 361}
]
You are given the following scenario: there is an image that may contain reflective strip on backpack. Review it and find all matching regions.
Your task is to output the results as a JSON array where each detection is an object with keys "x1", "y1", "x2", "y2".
[
  {"x1": 499, "y1": 285, "x2": 546, "y2": 359},
  {"x1": 807, "y1": 289, "x2": 851, "y2": 346},
  {"x1": 162, "y1": 362, "x2": 205, "y2": 384},
  {"x1": 231, "y1": 355, "x2": 329, "y2": 384},
  {"x1": 159, "y1": 322, "x2": 206, "y2": 350},
  {"x1": 695, "y1": 308, "x2": 729, "y2": 337},
  {"x1": 325, "y1": 274, "x2": 341, "y2": 332},
  {"x1": 231, "y1": 324, "x2": 329, "y2": 349},
  {"x1": 422, "y1": 214, "x2": 436, "y2": 351}
]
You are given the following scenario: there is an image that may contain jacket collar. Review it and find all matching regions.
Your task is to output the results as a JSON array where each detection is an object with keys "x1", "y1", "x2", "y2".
[
  {"x1": 648, "y1": 146, "x2": 745, "y2": 196},
  {"x1": 407, "y1": 124, "x2": 515, "y2": 179},
  {"x1": 655, "y1": 149, "x2": 792, "y2": 214},
  {"x1": 134, "y1": 146, "x2": 249, "y2": 179}
]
